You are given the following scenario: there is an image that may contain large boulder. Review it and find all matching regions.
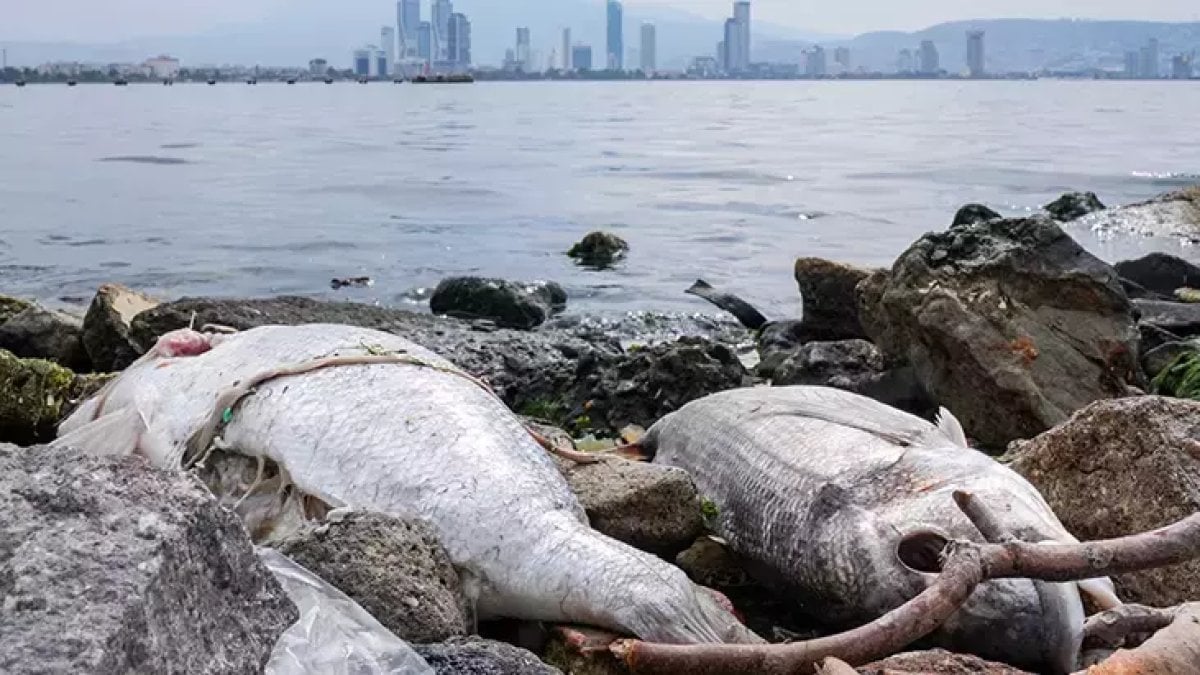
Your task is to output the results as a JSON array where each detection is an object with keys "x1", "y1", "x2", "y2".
[
  {"x1": 1115, "y1": 252, "x2": 1200, "y2": 299},
  {"x1": 1008, "y1": 397, "x2": 1200, "y2": 606},
  {"x1": 1043, "y1": 191, "x2": 1106, "y2": 222},
  {"x1": 415, "y1": 637, "x2": 562, "y2": 675},
  {"x1": 0, "y1": 294, "x2": 33, "y2": 324},
  {"x1": 1132, "y1": 299, "x2": 1200, "y2": 347},
  {"x1": 557, "y1": 457, "x2": 704, "y2": 556},
  {"x1": 793, "y1": 258, "x2": 872, "y2": 342},
  {"x1": 430, "y1": 277, "x2": 567, "y2": 330},
  {"x1": 1077, "y1": 184, "x2": 1200, "y2": 240},
  {"x1": 0, "y1": 444, "x2": 297, "y2": 674},
  {"x1": 275, "y1": 511, "x2": 469, "y2": 644},
  {"x1": 83, "y1": 283, "x2": 159, "y2": 371},
  {"x1": 567, "y1": 231, "x2": 629, "y2": 269},
  {"x1": 860, "y1": 216, "x2": 1142, "y2": 448},
  {"x1": 0, "y1": 306, "x2": 89, "y2": 370},
  {"x1": 860, "y1": 650, "x2": 1032, "y2": 674},
  {"x1": 0, "y1": 350, "x2": 111, "y2": 445}
]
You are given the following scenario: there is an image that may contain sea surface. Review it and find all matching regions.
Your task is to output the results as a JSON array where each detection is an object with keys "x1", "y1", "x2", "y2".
[{"x1": 1, "y1": 80, "x2": 1198, "y2": 319}]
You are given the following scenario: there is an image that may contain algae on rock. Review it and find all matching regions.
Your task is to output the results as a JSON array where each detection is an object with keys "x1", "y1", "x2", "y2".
[
  {"x1": 0, "y1": 294, "x2": 33, "y2": 324},
  {"x1": 0, "y1": 349, "x2": 111, "y2": 445}
]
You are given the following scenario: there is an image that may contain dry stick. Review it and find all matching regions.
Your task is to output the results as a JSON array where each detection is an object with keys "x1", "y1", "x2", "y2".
[
  {"x1": 1083, "y1": 602, "x2": 1200, "y2": 674},
  {"x1": 1082, "y1": 603, "x2": 1180, "y2": 649},
  {"x1": 614, "y1": 492, "x2": 1200, "y2": 675}
]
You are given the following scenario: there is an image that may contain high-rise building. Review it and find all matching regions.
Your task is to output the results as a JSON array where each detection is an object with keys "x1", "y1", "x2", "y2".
[
  {"x1": 309, "y1": 58, "x2": 328, "y2": 76},
  {"x1": 733, "y1": 1, "x2": 751, "y2": 72},
  {"x1": 833, "y1": 47, "x2": 851, "y2": 74},
  {"x1": 572, "y1": 45, "x2": 594, "y2": 72},
  {"x1": 397, "y1": 0, "x2": 420, "y2": 59},
  {"x1": 1140, "y1": 38, "x2": 1160, "y2": 78},
  {"x1": 897, "y1": 49, "x2": 914, "y2": 73},
  {"x1": 516, "y1": 27, "x2": 532, "y2": 69},
  {"x1": 376, "y1": 49, "x2": 389, "y2": 77},
  {"x1": 606, "y1": 0, "x2": 624, "y2": 70},
  {"x1": 382, "y1": 26, "x2": 396, "y2": 73},
  {"x1": 805, "y1": 46, "x2": 826, "y2": 77},
  {"x1": 717, "y1": 41, "x2": 726, "y2": 72},
  {"x1": 918, "y1": 40, "x2": 939, "y2": 74},
  {"x1": 723, "y1": 19, "x2": 741, "y2": 73},
  {"x1": 1124, "y1": 51, "x2": 1140, "y2": 78},
  {"x1": 447, "y1": 13, "x2": 471, "y2": 67},
  {"x1": 432, "y1": 0, "x2": 453, "y2": 62},
  {"x1": 640, "y1": 23, "x2": 657, "y2": 73},
  {"x1": 562, "y1": 28, "x2": 572, "y2": 70},
  {"x1": 417, "y1": 21, "x2": 432, "y2": 63},
  {"x1": 353, "y1": 48, "x2": 371, "y2": 76},
  {"x1": 966, "y1": 31, "x2": 985, "y2": 77}
]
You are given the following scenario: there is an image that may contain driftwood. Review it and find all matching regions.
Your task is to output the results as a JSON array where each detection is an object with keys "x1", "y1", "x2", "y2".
[
  {"x1": 1082, "y1": 603, "x2": 1200, "y2": 674},
  {"x1": 612, "y1": 491, "x2": 1200, "y2": 675},
  {"x1": 1083, "y1": 604, "x2": 1180, "y2": 649}
]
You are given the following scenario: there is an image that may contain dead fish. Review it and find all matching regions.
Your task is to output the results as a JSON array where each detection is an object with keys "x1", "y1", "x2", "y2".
[
  {"x1": 643, "y1": 385, "x2": 1119, "y2": 673},
  {"x1": 54, "y1": 323, "x2": 759, "y2": 646},
  {"x1": 685, "y1": 279, "x2": 769, "y2": 330}
]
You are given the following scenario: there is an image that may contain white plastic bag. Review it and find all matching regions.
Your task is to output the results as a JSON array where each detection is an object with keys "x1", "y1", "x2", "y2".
[{"x1": 259, "y1": 548, "x2": 436, "y2": 675}]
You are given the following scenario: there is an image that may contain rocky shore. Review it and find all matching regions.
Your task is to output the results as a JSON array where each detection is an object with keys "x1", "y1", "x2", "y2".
[{"x1": 4, "y1": 191, "x2": 1200, "y2": 673}]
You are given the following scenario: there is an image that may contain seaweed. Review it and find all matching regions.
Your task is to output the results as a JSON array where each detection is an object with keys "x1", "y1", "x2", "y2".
[{"x1": 1151, "y1": 350, "x2": 1200, "y2": 400}]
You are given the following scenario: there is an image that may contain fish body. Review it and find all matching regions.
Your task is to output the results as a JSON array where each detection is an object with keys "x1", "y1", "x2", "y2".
[
  {"x1": 56, "y1": 324, "x2": 756, "y2": 645},
  {"x1": 645, "y1": 386, "x2": 1109, "y2": 672}
]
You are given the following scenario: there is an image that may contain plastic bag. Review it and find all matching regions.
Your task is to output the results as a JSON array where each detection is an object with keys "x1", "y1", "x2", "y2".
[{"x1": 259, "y1": 548, "x2": 436, "y2": 675}]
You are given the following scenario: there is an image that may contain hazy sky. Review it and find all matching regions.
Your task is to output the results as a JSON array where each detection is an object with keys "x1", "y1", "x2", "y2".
[{"x1": 5, "y1": 0, "x2": 1199, "y2": 42}]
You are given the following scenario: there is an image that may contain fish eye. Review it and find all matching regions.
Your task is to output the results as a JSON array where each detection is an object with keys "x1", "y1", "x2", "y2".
[{"x1": 897, "y1": 530, "x2": 950, "y2": 573}]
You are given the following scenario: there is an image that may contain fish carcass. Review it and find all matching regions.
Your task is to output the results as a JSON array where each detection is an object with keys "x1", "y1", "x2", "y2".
[
  {"x1": 644, "y1": 385, "x2": 1119, "y2": 673},
  {"x1": 54, "y1": 323, "x2": 759, "y2": 645}
]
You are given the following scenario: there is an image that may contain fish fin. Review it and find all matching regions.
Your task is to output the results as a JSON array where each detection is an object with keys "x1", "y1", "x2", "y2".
[
  {"x1": 1078, "y1": 577, "x2": 1122, "y2": 611},
  {"x1": 935, "y1": 407, "x2": 970, "y2": 448},
  {"x1": 758, "y1": 386, "x2": 940, "y2": 447},
  {"x1": 51, "y1": 406, "x2": 148, "y2": 458}
]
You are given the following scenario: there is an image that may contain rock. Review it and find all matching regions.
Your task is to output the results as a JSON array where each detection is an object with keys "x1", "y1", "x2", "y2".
[
  {"x1": 415, "y1": 637, "x2": 562, "y2": 675},
  {"x1": 1133, "y1": 298, "x2": 1200, "y2": 342},
  {"x1": 567, "y1": 231, "x2": 629, "y2": 269},
  {"x1": 1141, "y1": 340, "x2": 1197, "y2": 382},
  {"x1": 542, "y1": 628, "x2": 627, "y2": 675},
  {"x1": 1008, "y1": 397, "x2": 1200, "y2": 607},
  {"x1": 0, "y1": 294, "x2": 33, "y2": 324},
  {"x1": 0, "y1": 351, "x2": 110, "y2": 445},
  {"x1": 1077, "y1": 184, "x2": 1200, "y2": 240},
  {"x1": 763, "y1": 339, "x2": 884, "y2": 387},
  {"x1": 756, "y1": 320, "x2": 807, "y2": 374},
  {"x1": 859, "y1": 650, "x2": 1032, "y2": 674},
  {"x1": 430, "y1": 277, "x2": 567, "y2": 330},
  {"x1": 82, "y1": 283, "x2": 159, "y2": 371},
  {"x1": 1115, "y1": 252, "x2": 1200, "y2": 298},
  {"x1": 569, "y1": 337, "x2": 750, "y2": 433},
  {"x1": 556, "y1": 458, "x2": 704, "y2": 556},
  {"x1": 951, "y1": 203, "x2": 1002, "y2": 227},
  {"x1": 0, "y1": 306, "x2": 89, "y2": 370},
  {"x1": 275, "y1": 511, "x2": 468, "y2": 644},
  {"x1": 1043, "y1": 191, "x2": 1106, "y2": 221},
  {"x1": 793, "y1": 258, "x2": 872, "y2": 342},
  {"x1": 0, "y1": 444, "x2": 297, "y2": 674},
  {"x1": 854, "y1": 269, "x2": 905, "y2": 366},
  {"x1": 860, "y1": 216, "x2": 1142, "y2": 448}
]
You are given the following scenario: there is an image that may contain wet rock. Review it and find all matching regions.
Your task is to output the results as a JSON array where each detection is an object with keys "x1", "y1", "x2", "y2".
[
  {"x1": 859, "y1": 650, "x2": 1032, "y2": 674},
  {"x1": 854, "y1": 269, "x2": 905, "y2": 366},
  {"x1": 0, "y1": 294, "x2": 33, "y2": 324},
  {"x1": 755, "y1": 320, "x2": 807, "y2": 373},
  {"x1": 556, "y1": 457, "x2": 704, "y2": 556},
  {"x1": 763, "y1": 339, "x2": 884, "y2": 387},
  {"x1": 1008, "y1": 397, "x2": 1200, "y2": 606},
  {"x1": 951, "y1": 203, "x2": 1002, "y2": 227},
  {"x1": 860, "y1": 216, "x2": 1142, "y2": 448},
  {"x1": 1044, "y1": 191, "x2": 1106, "y2": 221},
  {"x1": 0, "y1": 350, "x2": 110, "y2": 445},
  {"x1": 569, "y1": 337, "x2": 750, "y2": 433},
  {"x1": 1133, "y1": 298, "x2": 1200, "y2": 342},
  {"x1": 794, "y1": 258, "x2": 872, "y2": 342},
  {"x1": 1141, "y1": 340, "x2": 1197, "y2": 382},
  {"x1": 415, "y1": 637, "x2": 562, "y2": 675},
  {"x1": 430, "y1": 277, "x2": 567, "y2": 330},
  {"x1": 275, "y1": 511, "x2": 469, "y2": 644},
  {"x1": 82, "y1": 283, "x2": 159, "y2": 371},
  {"x1": 1115, "y1": 252, "x2": 1200, "y2": 299},
  {"x1": 1077, "y1": 184, "x2": 1200, "y2": 240},
  {"x1": 0, "y1": 306, "x2": 89, "y2": 370},
  {"x1": 567, "y1": 231, "x2": 629, "y2": 269},
  {"x1": 0, "y1": 444, "x2": 297, "y2": 674}
]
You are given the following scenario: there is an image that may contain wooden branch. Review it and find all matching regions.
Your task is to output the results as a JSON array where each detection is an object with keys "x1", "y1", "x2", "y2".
[
  {"x1": 1082, "y1": 604, "x2": 1179, "y2": 649},
  {"x1": 614, "y1": 493, "x2": 1200, "y2": 675},
  {"x1": 1082, "y1": 603, "x2": 1200, "y2": 674}
]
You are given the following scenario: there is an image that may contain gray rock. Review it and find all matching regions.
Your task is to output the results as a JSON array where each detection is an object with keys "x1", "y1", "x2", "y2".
[
  {"x1": 275, "y1": 511, "x2": 469, "y2": 644},
  {"x1": 567, "y1": 231, "x2": 629, "y2": 269},
  {"x1": 1008, "y1": 397, "x2": 1200, "y2": 607},
  {"x1": 82, "y1": 283, "x2": 159, "y2": 371},
  {"x1": 861, "y1": 650, "x2": 1033, "y2": 674},
  {"x1": 0, "y1": 444, "x2": 297, "y2": 674},
  {"x1": 1133, "y1": 298, "x2": 1200, "y2": 342},
  {"x1": 430, "y1": 277, "x2": 567, "y2": 330},
  {"x1": 793, "y1": 257, "x2": 873, "y2": 342},
  {"x1": 860, "y1": 216, "x2": 1143, "y2": 449},
  {"x1": 1116, "y1": 253, "x2": 1200, "y2": 299},
  {"x1": 557, "y1": 458, "x2": 704, "y2": 556},
  {"x1": 0, "y1": 294, "x2": 33, "y2": 325},
  {"x1": 0, "y1": 306, "x2": 89, "y2": 370},
  {"x1": 855, "y1": 268, "x2": 905, "y2": 366},
  {"x1": 763, "y1": 339, "x2": 884, "y2": 387},
  {"x1": 951, "y1": 203, "x2": 1002, "y2": 227},
  {"x1": 415, "y1": 637, "x2": 562, "y2": 675},
  {"x1": 1077, "y1": 184, "x2": 1200, "y2": 240},
  {"x1": 1143, "y1": 340, "x2": 1199, "y2": 382},
  {"x1": 1043, "y1": 191, "x2": 1106, "y2": 221},
  {"x1": 755, "y1": 320, "x2": 807, "y2": 373}
]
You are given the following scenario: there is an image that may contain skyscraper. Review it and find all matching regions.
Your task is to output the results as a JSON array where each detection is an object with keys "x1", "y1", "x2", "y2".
[
  {"x1": 833, "y1": 47, "x2": 851, "y2": 74},
  {"x1": 432, "y1": 0, "x2": 453, "y2": 62},
  {"x1": 562, "y1": 28, "x2": 572, "y2": 70},
  {"x1": 805, "y1": 46, "x2": 826, "y2": 77},
  {"x1": 572, "y1": 45, "x2": 594, "y2": 72},
  {"x1": 417, "y1": 21, "x2": 432, "y2": 63},
  {"x1": 606, "y1": 0, "x2": 624, "y2": 71},
  {"x1": 447, "y1": 13, "x2": 471, "y2": 67},
  {"x1": 918, "y1": 40, "x2": 939, "y2": 74},
  {"x1": 382, "y1": 26, "x2": 396, "y2": 73},
  {"x1": 733, "y1": 2, "x2": 751, "y2": 72},
  {"x1": 640, "y1": 23, "x2": 656, "y2": 73},
  {"x1": 353, "y1": 48, "x2": 371, "y2": 76},
  {"x1": 1140, "y1": 38, "x2": 1160, "y2": 78},
  {"x1": 966, "y1": 31, "x2": 985, "y2": 77},
  {"x1": 723, "y1": 18, "x2": 742, "y2": 73},
  {"x1": 397, "y1": 0, "x2": 420, "y2": 59},
  {"x1": 1124, "y1": 51, "x2": 1140, "y2": 78},
  {"x1": 896, "y1": 49, "x2": 914, "y2": 73},
  {"x1": 516, "y1": 27, "x2": 532, "y2": 68}
]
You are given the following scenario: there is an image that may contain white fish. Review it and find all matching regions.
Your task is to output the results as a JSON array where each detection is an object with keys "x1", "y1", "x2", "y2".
[
  {"x1": 644, "y1": 385, "x2": 1119, "y2": 673},
  {"x1": 55, "y1": 323, "x2": 759, "y2": 645}
]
